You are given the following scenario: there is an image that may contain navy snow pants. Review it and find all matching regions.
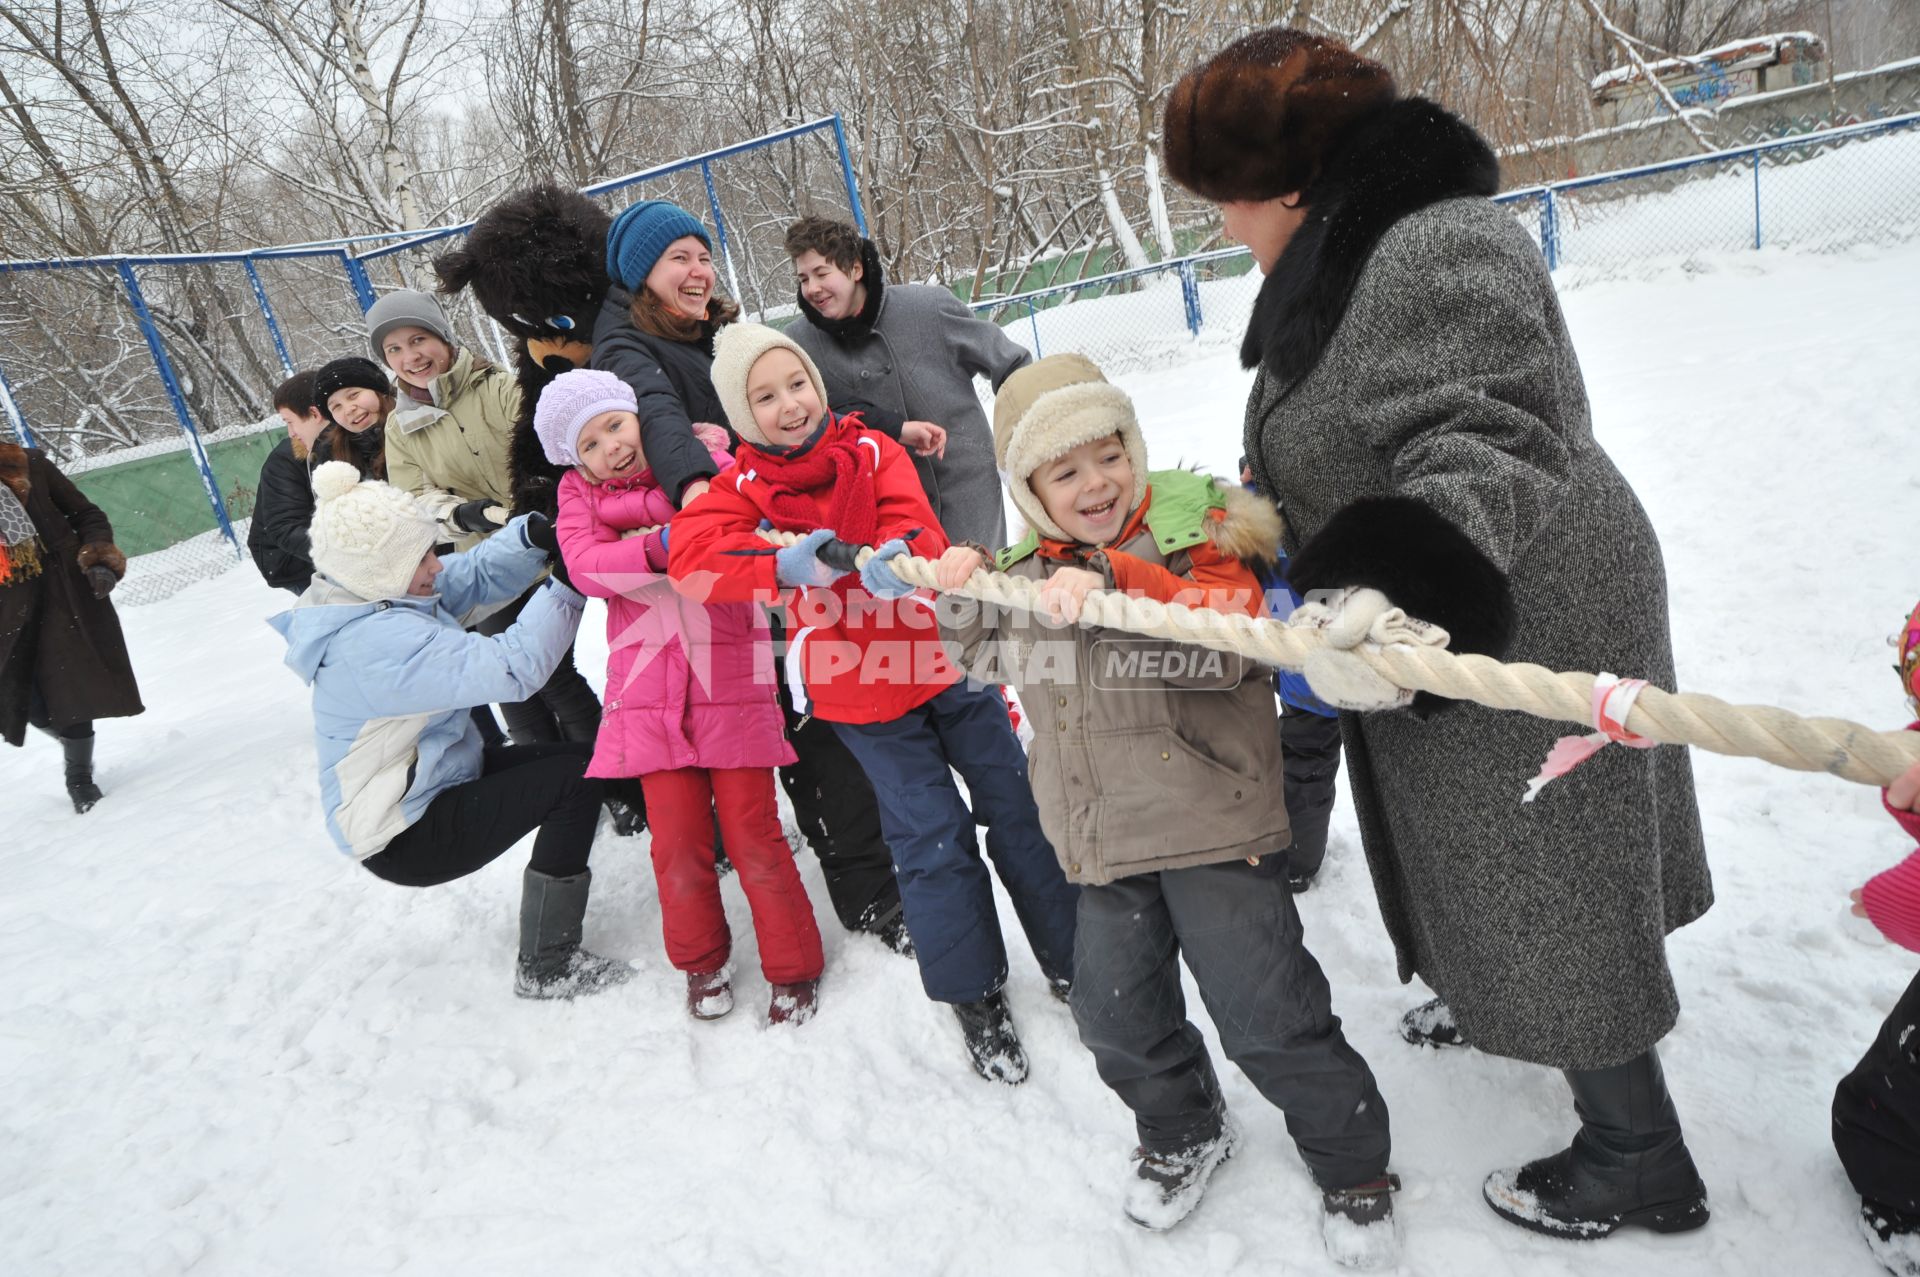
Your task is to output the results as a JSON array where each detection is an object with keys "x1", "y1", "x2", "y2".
[{"x1": 833, "y1": 680, "x2": 1079, "y2": 1003}]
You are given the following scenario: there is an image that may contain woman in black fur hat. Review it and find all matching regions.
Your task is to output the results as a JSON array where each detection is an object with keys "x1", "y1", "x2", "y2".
[{"x1": 1164, "y1": 27, "x2": 1714, "y2": 1240}]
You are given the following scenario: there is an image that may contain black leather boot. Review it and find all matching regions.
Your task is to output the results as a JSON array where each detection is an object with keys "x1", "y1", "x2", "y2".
[
  {"x1": 1483, "y1": 1048, "x2": 1709, "y2": 1238},
  {"x1": 62, "y1": 732, "x2": 103, "y2": 814},
  {"x1": 953, "y1": 991, "x2": 1027, "y2": 1085}
]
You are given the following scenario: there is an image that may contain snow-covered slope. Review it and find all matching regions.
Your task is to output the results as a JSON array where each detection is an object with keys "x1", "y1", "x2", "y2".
[{"x1": 4, "y1": 241, "x2": 1917, "y2": 1276}]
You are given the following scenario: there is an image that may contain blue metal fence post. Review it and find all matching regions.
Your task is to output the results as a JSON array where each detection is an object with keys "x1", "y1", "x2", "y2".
[
  {"x1": 340, "y1": 252, "x2": 377, "y2": 312},
  {"x1": 116, "y1": 261, "x2": 241, "y2": 558},
  {"x1": 830, "y1": 114, "x2": 869, "y2": 236},
  {"x1": 0, "y1": 360, "x2": 35, "y2": 449},
  {"x1": 1026, "y1": 299, "x2": 1043, "y2": 356},
  {"x1": 1752, "y1": 154, "x2": 1763, "y2": 250},
  {"x1": 1539, "y1": 189, "x2": 1560, "y2": 271},
  {"x1": 1177, "y1": 260, "x2": 1202, "y2": 337},
  {"x1": 699, "y1": 160, "x2": 745, "y2": 306},
  {"x1": 242, "y1": 256, "x2": 296, "y2": 376}
]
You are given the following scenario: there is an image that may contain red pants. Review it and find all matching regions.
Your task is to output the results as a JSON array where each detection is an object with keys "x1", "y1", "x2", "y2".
[{"x1": 639, "y1": 766, "x2": 824, "y2": 983}]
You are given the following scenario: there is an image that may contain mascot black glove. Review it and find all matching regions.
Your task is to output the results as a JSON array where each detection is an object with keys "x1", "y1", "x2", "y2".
[{"x1": 451, "y1": 499, "x2": 508, "y2": 534}]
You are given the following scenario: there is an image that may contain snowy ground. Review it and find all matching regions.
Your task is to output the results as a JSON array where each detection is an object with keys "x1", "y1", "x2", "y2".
[{"x1": 5, "y1": 240, "x2": 1918, "y2": 1276}]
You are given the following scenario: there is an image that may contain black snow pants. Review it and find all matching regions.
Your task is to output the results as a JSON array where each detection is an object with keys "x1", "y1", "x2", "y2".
[
  {"x1": 769, "y1": 615, "x2": 902, "y2": 934},
  {"x1": 1834, "y1": 966, "x2": 1920, "y2": 1222},
  {"x1": 364, "y1": 742, "x2": 602, "y2": 887}
]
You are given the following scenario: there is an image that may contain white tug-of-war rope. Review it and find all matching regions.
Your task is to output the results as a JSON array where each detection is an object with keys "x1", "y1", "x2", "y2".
[{"x1": 743, "y1": 528, "x2": 1920, "y2": 789}]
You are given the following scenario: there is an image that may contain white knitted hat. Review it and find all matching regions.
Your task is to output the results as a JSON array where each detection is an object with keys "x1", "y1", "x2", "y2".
[
  {"x1": 709, "y1": 322, "x2": 831, "y2": 447},
  {"x1": 307, "y1": 461, "x2": 441, "y2": 600},
  {"x1": 993, "y1": 353, "x2": 1148, "y2": 541}
]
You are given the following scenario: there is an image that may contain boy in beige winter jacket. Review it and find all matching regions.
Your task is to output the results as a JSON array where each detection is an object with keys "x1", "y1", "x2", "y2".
[{"x1": 934, "y1": 354, "x2": 1398, "y2": 1268}]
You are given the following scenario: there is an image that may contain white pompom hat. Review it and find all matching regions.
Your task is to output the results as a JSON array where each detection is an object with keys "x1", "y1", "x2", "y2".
[{"x1": 307, "y1": 461, "x2": 441, "y2": 600}]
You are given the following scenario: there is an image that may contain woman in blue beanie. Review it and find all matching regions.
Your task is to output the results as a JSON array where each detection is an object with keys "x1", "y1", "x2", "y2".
[{"x1": 589, "y1": 199, "x2": 739, "y2": 508}]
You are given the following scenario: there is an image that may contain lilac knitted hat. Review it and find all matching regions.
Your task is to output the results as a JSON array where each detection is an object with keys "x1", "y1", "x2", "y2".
[{"x1": 533, "y1": 368, "x2": 639, "y2": 467}]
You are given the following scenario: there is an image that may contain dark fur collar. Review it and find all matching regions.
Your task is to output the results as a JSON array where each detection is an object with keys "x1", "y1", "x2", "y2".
[
  {"x1": 797, "y1": 239, "x2": 885, "y2": 340},
  {"x1": 1240, "y1": 98, "x2": 1499, "y2": 386},
  {"x1": 0, "y1": 441, "x2": 28, "y2": 499}
]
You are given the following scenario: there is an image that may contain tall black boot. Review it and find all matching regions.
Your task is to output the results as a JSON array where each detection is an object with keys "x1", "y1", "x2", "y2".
[
  {"x1": 61, "y1": 731, "x2": 103, "y2": 814},
  {"x1": 1483, "y1": 1048, "x2": 1709, "y2": 1238}
]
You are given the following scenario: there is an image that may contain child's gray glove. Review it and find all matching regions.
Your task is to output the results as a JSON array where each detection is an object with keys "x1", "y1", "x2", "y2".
[
  {"x1": 774, "y1": 528, "x2": 843, "y2": 589},
  {"x1": 1289, "y1": 586, "x2": 1448, "y2": 711},
  {"x1": 858, "y1": 539, "x2": 915, "y2": 599}
]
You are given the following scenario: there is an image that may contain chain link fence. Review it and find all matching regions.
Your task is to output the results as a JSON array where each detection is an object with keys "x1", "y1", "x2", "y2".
[{"x1": 967, "y1": 109, "x2": 1920, "y2": 383}]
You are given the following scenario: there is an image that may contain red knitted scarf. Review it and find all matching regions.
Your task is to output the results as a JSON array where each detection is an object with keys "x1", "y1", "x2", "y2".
[{"x1": 738, "y1": 415, "x2": 877, "y2": 546}]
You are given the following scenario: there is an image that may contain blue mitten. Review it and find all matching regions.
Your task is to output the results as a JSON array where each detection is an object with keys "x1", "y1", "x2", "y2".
[
  {"x1": 774, "y1": 527, "x2": 843, "y2": 588},
  {"x1": 859, "y1": 539, "x2": 915, "y2": 599}
]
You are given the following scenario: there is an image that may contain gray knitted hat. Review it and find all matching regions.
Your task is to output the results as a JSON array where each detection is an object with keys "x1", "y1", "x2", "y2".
[{"x1": 365, "y1": 290, "x2": 456, "y2": 363}]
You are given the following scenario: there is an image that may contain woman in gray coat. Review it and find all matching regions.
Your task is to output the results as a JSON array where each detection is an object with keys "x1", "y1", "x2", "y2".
[{"x1": 1163, "y1": 28, "x2": 1715, "y2": 1239}]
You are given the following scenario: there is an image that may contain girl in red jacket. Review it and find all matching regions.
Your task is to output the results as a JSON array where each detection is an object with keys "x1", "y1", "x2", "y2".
[
  {"x1": 669, "y1": 323, "x2": 1078, "y2": 1084},
  {"x1": 536, "y1": 368, "x2": 824, "y2": 1026},
  {"x1": 1832, "y1": 599, "x2": 1920, "y2": 1277}
]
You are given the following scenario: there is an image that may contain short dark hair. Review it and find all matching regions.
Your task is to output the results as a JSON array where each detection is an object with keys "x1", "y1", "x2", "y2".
[
  {"x1": 271, "y1": 369, "x2": 321, "y2": 416},
  {"x1": 783, "y1": 215, "x2": 864, "y2": 272}
]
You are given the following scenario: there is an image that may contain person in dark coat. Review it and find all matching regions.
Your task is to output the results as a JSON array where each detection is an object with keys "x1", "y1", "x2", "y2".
[
  {"x1": 1163, "y1": 28, "x2": 1714, "y2": 1240},
  {"x1": 248, "y1": 369, "x2": 327, "y2": 594},
  {"x1": 0, "y1": 438, "x2": 143, "y2": 812},
  {"x1": 782, "y1": 215, "x2": 1027, "y2": 549},
  {"x1": 590, "y1": 200, "x2": 910, "y2": 950}
]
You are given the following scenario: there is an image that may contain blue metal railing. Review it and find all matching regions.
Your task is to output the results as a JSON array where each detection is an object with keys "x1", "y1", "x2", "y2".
[{"x1": 0, "y1": 117, "x2": 867, "y2": 549}]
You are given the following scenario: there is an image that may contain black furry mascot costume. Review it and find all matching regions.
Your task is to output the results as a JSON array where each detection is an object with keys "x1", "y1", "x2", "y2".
[
  {"x1": 431, "y1": 185, "x2": 648, "y2": 834},
  {"x1": 432, "y1": 183, "x2": 611, "y2": 523}
]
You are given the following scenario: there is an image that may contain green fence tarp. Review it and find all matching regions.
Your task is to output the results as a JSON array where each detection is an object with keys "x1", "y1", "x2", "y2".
[{"x1": 69, "y1": 430, "x2": 281, "y2": 557}]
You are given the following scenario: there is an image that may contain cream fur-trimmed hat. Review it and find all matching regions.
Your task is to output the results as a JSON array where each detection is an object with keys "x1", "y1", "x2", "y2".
[
  {"x1": 307, "y1": 460, "x2": 441, "y2": 600},
  {"x1": 709, "y1": 322, "x2": 833, "y2": 447},
  {"x1": 994, "y1": 353, "x2": 1148, "y2": 541}
]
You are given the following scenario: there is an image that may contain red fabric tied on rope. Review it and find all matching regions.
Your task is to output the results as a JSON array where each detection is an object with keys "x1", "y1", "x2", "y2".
[{"x1": 1522, "y1": 673, "x2": 1656, "y2": 804}]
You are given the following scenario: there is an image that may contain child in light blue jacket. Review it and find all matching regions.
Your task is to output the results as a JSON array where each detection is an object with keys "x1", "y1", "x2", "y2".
[{"x1": 270, "y1": 460, "x2": 630, "y2": 999}]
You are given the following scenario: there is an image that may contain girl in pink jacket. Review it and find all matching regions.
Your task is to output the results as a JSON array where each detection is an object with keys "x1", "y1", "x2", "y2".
[
  {"x1": 1831, "y1": 598, "x2": 1920, "y2": 1277},
  {"x1": 535, "y1": 369, "x2": 824, "y2": 1026}
]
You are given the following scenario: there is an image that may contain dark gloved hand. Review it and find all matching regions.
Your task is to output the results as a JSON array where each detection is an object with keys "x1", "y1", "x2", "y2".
[
  {"x1": 451, "y1": 499, "x2": 507, "y2": 534},
  {"x1": 522, "y1": 511, "x2": 559, "y2": 556},
  {"x1": 86, "y1": 564, "x2": 118, "y2": 599}
]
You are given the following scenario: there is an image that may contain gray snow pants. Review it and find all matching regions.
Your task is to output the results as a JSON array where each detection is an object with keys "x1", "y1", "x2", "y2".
[{"x1": 1068, "y1": 855, "x2": 1390, "y2": 1190}]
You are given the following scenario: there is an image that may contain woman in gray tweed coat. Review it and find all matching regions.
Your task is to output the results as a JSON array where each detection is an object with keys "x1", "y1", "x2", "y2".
[{"x1": 1163, "y1": 28, "x2": 1715, "y2": 1240}]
